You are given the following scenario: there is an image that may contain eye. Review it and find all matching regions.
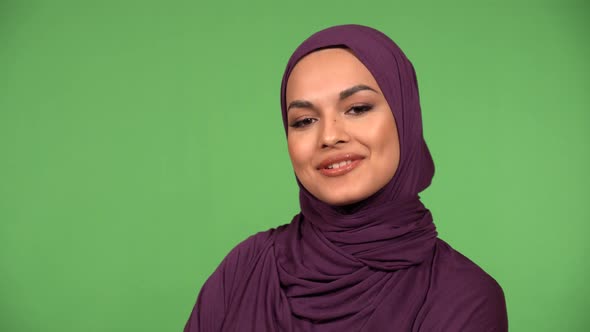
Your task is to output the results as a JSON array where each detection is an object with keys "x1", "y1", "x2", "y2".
[
  {"x1": 346, "y1": 104, "x2": 373, "y2": 115},
  {"x1": 289, "y1": 117, "x2": 317, "y2": 128}
]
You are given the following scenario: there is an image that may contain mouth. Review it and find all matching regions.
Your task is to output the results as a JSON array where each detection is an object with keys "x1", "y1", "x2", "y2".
[{"x1": 317, "y1": 154, "x2": 364, "y2": 177}]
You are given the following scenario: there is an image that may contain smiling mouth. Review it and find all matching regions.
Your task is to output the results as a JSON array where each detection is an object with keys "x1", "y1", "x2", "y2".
[
  {"x1": 318, "y1": 155, "x2": 364, "y2": 177},
  {"x1": 318, "y1": 158, "x2": 363, "y2": 177},
  {"x1": 326, "y1": 160, "x2": 352, "y2": 169}
]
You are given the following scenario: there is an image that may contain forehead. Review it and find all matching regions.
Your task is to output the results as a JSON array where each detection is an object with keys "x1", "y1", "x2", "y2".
[{"x1": 286, "y1": 48, "x2": 381, "y2": 101}]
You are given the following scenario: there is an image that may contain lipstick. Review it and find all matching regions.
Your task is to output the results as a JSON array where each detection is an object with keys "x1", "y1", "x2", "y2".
[{"x1": 317, "y1": 154, "x2": 364, "y2": 177}]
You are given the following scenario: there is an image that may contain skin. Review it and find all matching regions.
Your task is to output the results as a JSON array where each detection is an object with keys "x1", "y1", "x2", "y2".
[{"x1": 285, "y1": 48, "x2": 401, "y2": 206}]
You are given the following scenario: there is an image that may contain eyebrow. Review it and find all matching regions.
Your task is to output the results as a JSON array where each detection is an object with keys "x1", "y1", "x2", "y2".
[
  {"x1": 287, "y1": 84, "x2": 379, "y2": 112},
  {"x1": 339, "y1": 84, "x2": 378, "y2": 100}
]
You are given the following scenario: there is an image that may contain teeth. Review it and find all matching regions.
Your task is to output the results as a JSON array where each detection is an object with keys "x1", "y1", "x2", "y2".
[{"x1": 327, "y1": 160, "x2": 352, "y2": 169}]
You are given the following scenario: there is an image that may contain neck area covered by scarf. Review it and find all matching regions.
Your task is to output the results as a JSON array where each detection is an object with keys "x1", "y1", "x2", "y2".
[
  {"x1": 273, "y1": 194, "x2": 438, "y2": 327},
  {"x1": 299, "y1": 192, "x2": 437, "y2": 271}
]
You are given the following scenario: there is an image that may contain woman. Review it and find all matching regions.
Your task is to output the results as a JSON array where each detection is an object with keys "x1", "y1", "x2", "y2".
[{"x1": 184, "y1": 24, "x2": 508, "y2": 331}]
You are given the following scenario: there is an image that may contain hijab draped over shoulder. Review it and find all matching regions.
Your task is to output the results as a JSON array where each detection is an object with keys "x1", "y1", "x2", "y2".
[{"x1": 184, "y1": 24, "x2": 508, "y2": 332}]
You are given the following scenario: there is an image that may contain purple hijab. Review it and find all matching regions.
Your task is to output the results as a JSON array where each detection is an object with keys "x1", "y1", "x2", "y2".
[{"x1": 185, "y1": 24, "x2": 508, "y2": 331}]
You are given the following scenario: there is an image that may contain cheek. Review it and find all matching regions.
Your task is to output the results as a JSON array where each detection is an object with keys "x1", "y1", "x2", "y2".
[
  {"x1": 287, "y1": 134, "x2": 316, "y2": 171},
  {"x1": 375, "y1": 130, "x2": 399, "y2": 157},
  {"x1": 366, "y1": 114, "x2": 400, "y2": 168}
]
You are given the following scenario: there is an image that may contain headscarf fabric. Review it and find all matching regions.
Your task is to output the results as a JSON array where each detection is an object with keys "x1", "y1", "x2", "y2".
[{"x1": 273, "y1": 23, "x2": 438, "y2": 329}]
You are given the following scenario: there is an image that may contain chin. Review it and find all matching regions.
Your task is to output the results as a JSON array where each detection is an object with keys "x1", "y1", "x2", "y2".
[{"x1": 317, "y1": 189, "x2": 370, "y2": 206}]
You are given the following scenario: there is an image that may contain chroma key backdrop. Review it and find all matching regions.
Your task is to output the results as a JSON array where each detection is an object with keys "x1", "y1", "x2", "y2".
[{"x1": 0, "y1": 1, "x2": 588, "y2": 331}]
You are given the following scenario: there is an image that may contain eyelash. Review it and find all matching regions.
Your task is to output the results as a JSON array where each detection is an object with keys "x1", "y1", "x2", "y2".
[
  {"x1": 348, "y1": 104, "x2": 373, "y2": 115},
  {"x1": 289, "y1": 104, "x2": 374, "y2": 129}
]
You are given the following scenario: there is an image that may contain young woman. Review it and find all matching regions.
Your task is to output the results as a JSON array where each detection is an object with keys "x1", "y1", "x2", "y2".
[{"x1": 184, "y1": 24, "x2": 508, "y2": 332}]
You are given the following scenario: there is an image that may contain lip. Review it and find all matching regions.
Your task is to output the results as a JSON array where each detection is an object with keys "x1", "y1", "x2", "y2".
[{"x1": 317, "y1": 153, "x2": 365, "y2": 177}]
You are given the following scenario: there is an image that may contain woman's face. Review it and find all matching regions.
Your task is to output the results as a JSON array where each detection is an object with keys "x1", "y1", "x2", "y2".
[{"x1": 286, "y1": 48, "x2": 400, "y2": 206}]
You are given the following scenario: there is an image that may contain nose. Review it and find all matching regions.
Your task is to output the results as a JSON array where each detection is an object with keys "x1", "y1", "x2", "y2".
[{"x1": 320, "y1": 116, "x2": 349, "y2": 149}]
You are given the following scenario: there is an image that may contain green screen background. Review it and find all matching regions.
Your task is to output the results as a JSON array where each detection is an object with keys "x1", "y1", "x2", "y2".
[{"x1": 1, "y1": 0, "x2": 588, "y2": 331}]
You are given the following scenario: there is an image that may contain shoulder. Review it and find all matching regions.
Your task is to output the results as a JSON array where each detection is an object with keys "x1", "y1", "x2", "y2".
[
  {"x1": 432, "y1": 238, "x2": 505, "y2": 297},
  {"x1": 183, "y1": 223, "x2": 291, "y2": 331},
  {"x1": 219, "y1": 222, "x2": 291, "y2": 276},
  {"x1": 419, "y1": 238, "x2": 508, "y2": 331}
]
